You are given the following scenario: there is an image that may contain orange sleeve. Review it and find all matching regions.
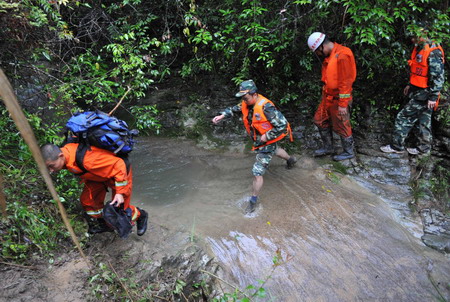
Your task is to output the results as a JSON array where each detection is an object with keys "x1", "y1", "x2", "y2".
[
  {"x1": 337, "y1": 50, "x2": 356, "y2": 107},
  {"x1": 110, "y1": 159, "x2": 130, "y2": 195},
  {"x1": 82, "y1": 148, "x2": 130, "y2": 195}
]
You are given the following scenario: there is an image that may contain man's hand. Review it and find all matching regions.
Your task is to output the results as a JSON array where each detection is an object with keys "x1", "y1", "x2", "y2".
[
  {"x1": 212, "y1": 114, "x2": 225, "y2": 124},
  {"x1": 403, "y1": 85, "x2": 410, "y2": 96},
  {"x1": 260, "y1": 133, "x2": 268, "y2": 143},
  {"x1": 427, "y1": 100, "x2": 437, "y2": 109},
  {"x1": 110, "y1": 193, "x2": 124, "y2": 207},
  {"x1": 338, "y1": 106, "x2": 348, "y2": 116}
]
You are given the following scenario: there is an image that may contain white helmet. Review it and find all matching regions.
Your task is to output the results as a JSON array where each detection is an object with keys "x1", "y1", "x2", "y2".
[{"x1": 307, "y1": 32, "x2": 326, "y2": 51}]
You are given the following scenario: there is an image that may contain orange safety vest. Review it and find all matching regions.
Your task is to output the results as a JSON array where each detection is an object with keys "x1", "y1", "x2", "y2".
[
  {"x1": 409, "y1": 43, "x2": 445, "y2": 88},
  {"x1": 241, "y1": 95, "x2": 293, "y2": 150}
]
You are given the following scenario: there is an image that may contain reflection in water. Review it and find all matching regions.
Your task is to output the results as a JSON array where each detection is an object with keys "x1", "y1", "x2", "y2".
[{"x1": 132, "y1": 137, "x2": 450, "y2": 301}]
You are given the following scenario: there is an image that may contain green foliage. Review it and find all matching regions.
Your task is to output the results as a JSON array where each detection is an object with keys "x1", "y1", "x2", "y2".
[
  {"x1": 331, "y1": 161, "x2": 348, "y2": 175},
  {"x1": 5, "y1": 0, "x2": 447, "y2": 123},
  {"x1": 52, "y1": 14, "x2": 165, "y2": 111},
  {"x1": 429, "y1": 165, "x2": 450, "y2": 213},
  {"x1": 2, "y1": 201, "x2": 64, "y2": 260},
  {"x1": 130, "y1": 104, "x2": 161, "y2": 135},
  {"x1": 0, "y1": 108, "x2": 85, "y2": 262},
  {"x1": 435, "y1": 83, "x2": 450, "y2": 127},
  {"x1": 3, "y1": 1, "x2": 174, "y2": 116},
  {"x1": 0, "y1": 1, "x2": 19, "y2": 12},
  {"x1": 88, "y1": 261, "x2": 136, "y2": 300}
]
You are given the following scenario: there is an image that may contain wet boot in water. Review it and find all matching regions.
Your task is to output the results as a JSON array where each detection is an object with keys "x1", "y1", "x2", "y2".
[
  {"x1": 333, "y1": 136, "x2": 355, "y2": 161},
  {"x1": 245, "y1": 196, "x2": 258, "y2": 214},
  {"x1": 136, "y1": 208, "x2": 148, "y2": 236},
  {"x1": 88, "y1": 218, "x2": 114, "y2": 234},
  {"x1": 286, "y1": 156, "x2": 297, "y2": 169},
  {"x1": 314, "y1": 128, "x2": 334, "y2": 157}
]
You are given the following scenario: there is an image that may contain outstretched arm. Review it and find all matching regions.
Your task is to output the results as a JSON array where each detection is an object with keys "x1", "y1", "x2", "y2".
[
  {"x1": 211, "y1": 103, "x2": 242, "y2": 124},
  {"x1": 212, "y1": 114, "x2": 225, "y2": 124}
]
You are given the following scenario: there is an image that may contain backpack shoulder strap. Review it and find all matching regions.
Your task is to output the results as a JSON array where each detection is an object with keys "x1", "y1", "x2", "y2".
[
  {"x1": 120, "y1": 154, "x2": 131, "y2": 174},
  {"x1": 75, "y1": 144, "x2": 90, "y2": 175}
]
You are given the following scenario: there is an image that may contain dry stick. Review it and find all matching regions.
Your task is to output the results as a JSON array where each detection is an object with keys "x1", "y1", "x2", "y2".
[
  {"x1": 0, "y1": 261, "x2": 38, "y2": 270},
  {"x1": 180, "y1": 290, "x2": 189, "y2": 302},
  {"x1": 108, "y1": 86, "x2": 132, "y2": 116},
  {"x1": 0, "y1": 68, "x2": 88, "y2": 264},
  {"x1": 200, "y1": 269, "x2": 253, "y2": 301},
  {"x1": 341, "y1": 5, "x2": 349, "y2": 31},
  {"x1": 152, "y1": 295, "x2": 170, "y2": 301},
  {"x1": 0, "y1": 174, "x2": 6, "y2": 217},
  {"x1": 107, "y1": 259, "x2": 135, "y2": 302}
]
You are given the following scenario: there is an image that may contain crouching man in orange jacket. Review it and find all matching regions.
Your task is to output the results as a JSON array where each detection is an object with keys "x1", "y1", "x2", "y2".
[{"x1": 41, "y1": 143, "x2": 148, "y2": 236}]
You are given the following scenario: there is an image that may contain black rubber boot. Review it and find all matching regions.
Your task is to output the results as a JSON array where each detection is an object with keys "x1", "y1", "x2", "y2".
[
  {"x1": 286, "y1": 156, "x2": 297, "y2": 169},
  {"x1": 88, "y1": 218, "x2": 114, "y2": 234},
  {"x1": 333, "y1": 136, "x2": 355, "y2": 161},
  {"x1": 136, "y1": 208, "x2": 148, "y2": 236},
  {"x1": 314, "y1": 128, "x2": 334, "y2": 157},
  {"x1": 245, "y1": 196, "x2": 258, "y2": 214}
]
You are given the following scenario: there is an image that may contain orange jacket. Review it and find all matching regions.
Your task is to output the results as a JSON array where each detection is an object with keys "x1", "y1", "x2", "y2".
[
  {"x1": 322, "y1": 43, "x2": 357, "y2": 107},
  {"x1": 409, "y1": 43, "x2": 445, "y2": 88},
  {"x1": 61, "y1": 143, "x2": 130, "y2": 195},
  {"x1": 241, "y1": 96, "x2": 291, "y2": 150}
]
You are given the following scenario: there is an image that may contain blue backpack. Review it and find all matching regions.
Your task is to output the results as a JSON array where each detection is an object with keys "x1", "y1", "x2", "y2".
[{"x1": 65, "y1": 110, "x2": 138, "y2": 174}]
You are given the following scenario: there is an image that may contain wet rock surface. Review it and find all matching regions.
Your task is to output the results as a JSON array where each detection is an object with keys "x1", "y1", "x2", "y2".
[
  {"x1": 132, "y1": 137, "x2": 450, "y2": 301},
  {"x1": 421, "y1": 209, "x2": 450, "y2": 253}
]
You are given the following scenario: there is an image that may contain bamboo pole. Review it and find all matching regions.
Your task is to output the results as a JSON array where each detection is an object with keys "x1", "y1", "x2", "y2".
[
  {"x1": 0, "y1": 174, "x2": 6, "y2": 218},
  {"x1": 0, "y1": 68, "x2": 88, "y2": 262}
]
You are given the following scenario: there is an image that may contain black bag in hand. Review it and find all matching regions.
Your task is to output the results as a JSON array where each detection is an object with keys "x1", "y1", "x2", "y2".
[{"x1": 102, "y1": 201, "x2": 133, "y2": 239}]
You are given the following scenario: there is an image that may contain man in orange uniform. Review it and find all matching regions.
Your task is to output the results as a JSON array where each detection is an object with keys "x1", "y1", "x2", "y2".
[
  {"x1": 212, "y1": 80, "x2": 296, "y2": 213},
  {"x1": 307, "y1": 32, "x2": 357, "y2": 161},
  {"x1": 41, "y1": 143, "x2": 148, "y2": 236}
]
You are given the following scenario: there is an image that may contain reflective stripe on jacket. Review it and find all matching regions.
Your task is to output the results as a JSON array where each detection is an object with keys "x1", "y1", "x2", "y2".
[
  {"x1": 409, "y1": 43, "x2": 445, "y2": 88},
  {"x1": 241, "y1": 96, "x2": 292, "y2": 150},
  {"x1": 61, "y1": 143, "x2": 130, "y2": 195}
]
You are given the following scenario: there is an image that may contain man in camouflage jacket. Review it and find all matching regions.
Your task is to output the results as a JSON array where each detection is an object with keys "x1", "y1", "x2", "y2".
[
  {"x1": 381, "y1": 27, "x2": 445, "y2": 155},
  {"x1": 212, "y1": 80, "x2": 296, "y2": 213}
]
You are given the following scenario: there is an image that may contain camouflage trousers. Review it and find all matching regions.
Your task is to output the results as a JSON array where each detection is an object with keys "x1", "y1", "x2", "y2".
[
  {"x1": 252, "y1": 143, "x2": 278, "y2": 176},
  {"x1": 392, "y1": 98, "x2": 433, "y2": 152}
]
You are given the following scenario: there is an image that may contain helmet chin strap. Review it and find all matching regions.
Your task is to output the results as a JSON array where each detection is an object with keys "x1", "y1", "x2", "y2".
[{"x1": 314, "y1": 51, "x2": 323, "y2": 64}]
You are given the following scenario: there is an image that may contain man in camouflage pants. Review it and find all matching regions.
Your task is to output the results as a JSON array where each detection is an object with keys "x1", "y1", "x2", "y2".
[
  {"x1": 212, "y1": 80, "x2": 296, "y2": 213},
  {"x1": 381, "y1": 26, "x2": 445, "y2": 155}
]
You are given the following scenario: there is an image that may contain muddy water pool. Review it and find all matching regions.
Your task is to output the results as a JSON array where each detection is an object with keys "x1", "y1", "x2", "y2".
[{"x1": 131, "y1": 136, "x2": 449, "y2": 301}]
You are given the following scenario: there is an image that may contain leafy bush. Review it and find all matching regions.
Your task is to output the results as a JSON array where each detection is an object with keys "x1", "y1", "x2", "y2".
[
  {"x1": 0, "y1": 107, "x2": 84, "y2": 262},
  {"x1": 130, "y1": 104, "x2": 161, "y2": 135}
]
